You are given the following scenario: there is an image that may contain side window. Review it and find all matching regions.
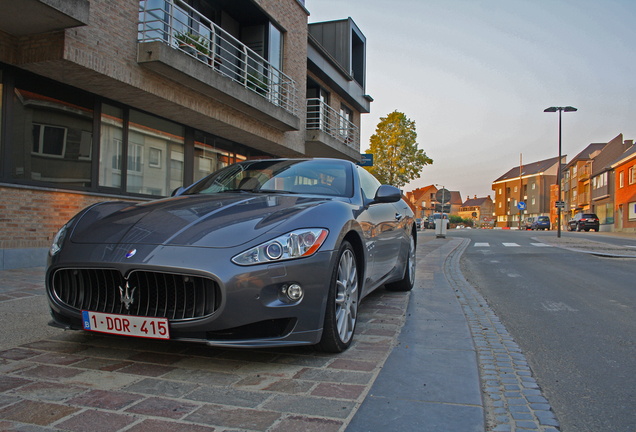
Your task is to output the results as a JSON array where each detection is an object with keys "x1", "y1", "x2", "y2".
[{"x1": 357, "y1": 167, "x2": 381, "y2": 201}]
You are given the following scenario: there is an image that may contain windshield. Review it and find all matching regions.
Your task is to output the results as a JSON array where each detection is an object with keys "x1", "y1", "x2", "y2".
[{"x1": 185, "y1": 159, "x2": 353, "y2": 197}]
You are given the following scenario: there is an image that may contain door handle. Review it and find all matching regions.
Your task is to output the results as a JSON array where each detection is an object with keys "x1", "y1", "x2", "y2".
[{"x1": 395, "y1": 213, "x2": 403, "y2": 221}]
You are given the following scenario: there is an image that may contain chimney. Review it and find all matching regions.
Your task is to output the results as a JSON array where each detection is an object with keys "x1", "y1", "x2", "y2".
[
  {"x1": 625, "y1": 140, "x2": 634, "y2": 152},
  {"x1": 474, "y1": 195, "x2": 477, "y2": 199}
]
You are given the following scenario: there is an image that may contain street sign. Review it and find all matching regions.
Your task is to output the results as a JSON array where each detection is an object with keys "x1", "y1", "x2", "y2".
[
  {"x1": 517, "y1": 202, "x2": 526, "y2": 210},
  {"x1": 359, "y1": 154, "x2": 373, "y2": 167},
  {"x1": 435, "y1": 188, "x2": 451, "y2": 203},
  {"x1": 472, "y1": 212, "x2": 477, "y2": 218},
  {"x1": 555, "y1": 201, "x2": 565, "y2": 209}
]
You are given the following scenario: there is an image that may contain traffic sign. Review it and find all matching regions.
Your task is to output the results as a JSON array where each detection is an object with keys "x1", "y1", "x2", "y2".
[
  {"x1": 555, "y1": 201, "x2": 565, "y2": 209},
  {"x1": 517, "y1": 202, "x2": 526, "y2": 210},
  {"x1": 472, "y1": 211, "x2": 477, "y2": 218},
  {"x1": 359, "y1": 154, "x2": 373, "y2": 167},
  {"x1": 435, "y1": 188, "x2": 451, "y2": 203}
]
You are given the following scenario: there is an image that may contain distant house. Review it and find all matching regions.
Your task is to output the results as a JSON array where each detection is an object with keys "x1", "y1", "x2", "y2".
[
  {"x1": 492, "y1": 156, "x2": 563, "y2": 228},
  {"x1": 405, "y1": 185, "x2": 438, "y2": 219},
  {"x1": 610, "y1": 144, "x2": 636, "y2": 233},
  {"x1": 459, "y1": 196, "x2": 495, "y2": 227}
]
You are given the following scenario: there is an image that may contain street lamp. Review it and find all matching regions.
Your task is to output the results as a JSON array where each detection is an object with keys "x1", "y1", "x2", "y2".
[{"x1": 544, "y1": 106, "x2": 577, "y2": 238}]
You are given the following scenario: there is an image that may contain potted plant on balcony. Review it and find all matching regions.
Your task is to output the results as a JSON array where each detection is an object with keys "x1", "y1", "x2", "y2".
[{"x1": 175, "y1": 32, "x2": 209, "y2": 61}]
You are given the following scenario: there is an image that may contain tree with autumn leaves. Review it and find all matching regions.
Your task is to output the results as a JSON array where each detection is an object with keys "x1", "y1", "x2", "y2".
[{"x1": 365, "y1": 110, "x2": 432, "y2": 188}]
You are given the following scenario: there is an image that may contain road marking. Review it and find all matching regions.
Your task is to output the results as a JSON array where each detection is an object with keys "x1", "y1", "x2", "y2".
[
  {"x1": 531, "y1": 243, "x2": 552, "y2": 247},
  {"x1": 502, "y1": 243, "x2": 520, "y2": 247},
  {"x1": 541, "y1": 301, "x2": 578, "y2": 312},
  {"x1": 474, "y1": 242, "x2": 490, "y2": 247}
]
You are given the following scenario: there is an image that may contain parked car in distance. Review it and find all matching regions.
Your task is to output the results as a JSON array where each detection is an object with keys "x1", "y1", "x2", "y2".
[
  {"x1": 523, "y1": 217, "x2": 534, "y2": 230},
  {"x1": 425, "y1": 215, "x2": 434, "y2": 229},
  {"x1": 416, "y1": 218, "x2": 422, "y2": 230},
  {"x1": 568, "y1": 213, "x2": 600, "y2": 232},
  {"x1": 531, "y1": 216, "x2": 551, "y2": 230}
]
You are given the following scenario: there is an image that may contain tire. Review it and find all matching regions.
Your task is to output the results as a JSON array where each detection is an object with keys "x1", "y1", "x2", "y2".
[
  {"x1": 386, "y1": 233, "x2": 416, "y2": 292},
  {"x1": 577, "y1": 224, "x2": 582, "y2": 232},
  {"x1": 317, "y1": 241, "x2": 359, "y2": 353}
]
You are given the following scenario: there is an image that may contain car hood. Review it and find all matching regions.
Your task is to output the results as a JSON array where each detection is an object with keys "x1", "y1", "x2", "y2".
[{"x1": 70, "y1": 194, "x2": 328, "y2": 248}]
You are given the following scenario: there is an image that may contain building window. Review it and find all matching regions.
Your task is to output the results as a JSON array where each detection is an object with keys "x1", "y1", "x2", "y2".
[
  {"x1": 12, "y1": 76, "x2": 94, "y2": 187},
  {"x1": 100, "y1": 104, "x2": 124, "y2": 189},
  {"x1": 630, "y1": 166, "x2": 636, "y2": 185},
  {"x1": 619, "y1": 171, "x2": 624, "y2": 188},
  {"x1": 531, "y1": 183, "x2": 535, "y2": 190},
  {"x1": 532, "y1": 198, "x2": 536, "y2": 205},
  {"x1": 514, "y1": 186, "x2": 517, "y2": 193},
  {"x1": 498, "y1": 202, "x2": 502, "y2": 208},
  {"x1": 149, "y1": 147, "x2": 162, "y2": 168}
]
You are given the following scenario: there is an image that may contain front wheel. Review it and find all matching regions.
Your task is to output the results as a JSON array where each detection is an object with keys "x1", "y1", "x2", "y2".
[
  {"x1": 317, "y1": 241, "x2": 358, "y2": 353},
  {"x1": 386, "y1": 233, "x2": 416, "y2": 292}
]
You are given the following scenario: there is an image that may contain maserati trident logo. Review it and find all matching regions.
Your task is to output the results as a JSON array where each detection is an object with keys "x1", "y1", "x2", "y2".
[{"x1": 119, "y1": 281, "x2": 136, "y2": 310}]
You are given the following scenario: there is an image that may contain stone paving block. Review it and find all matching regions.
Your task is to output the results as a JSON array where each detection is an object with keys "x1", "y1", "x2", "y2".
[
  {"x1": 71, "y1": 358, "x2": 132, "y2": 372},
  {"x1": 0, "y1": 400, "x2": 79, "y2": 426},
  {"x1": 127, "y1": 352, "x2": 185, "y2": 365},
  {"x1": 270, "y1": 355, "x2": 332, "y2": 368},
  {"x1": 125, "y1": 396, "x2": 199, "y2": 419},
  {"x1": 171, "y1": 357, "x2": 245, "y2": 373},
  {"x1": 116, "y1": 362, "x2": 176, "y2": 377},
  {"x1": 68, "y1": 389, "x2": 144, "y2": 410},
  {"x1": 162, "y1": 368, "x2": 240, "y2": 387},
  {"x1": 55, "y1": 409, "x2": 137, "y2": 432},
  {"x1": 215, "y1": 349, "x2": 279, "y2": 363},
  {"x1": 0, "y1": 395, "x2": 19, "y2": 409},
  {"x1": 361, "y1": 328, "x2": 397, "y2": 337},
  {"x1": 261, "y1": 379, "x2": 314, "y2": 394},
  {"x1": 0, "y1": 376, "x2": 32, "y2": 393},
  {"x1": 28, "y1": 352, "x2": 87, "y2": 366},
  {"x1": 0, "y1": 348, "x2": 40, "y2": 361},
  {"x1": 126, "y1": 418, "x2": 216, "y2": 432},
  {"x1": 511, "y1": 413, "x2": 533, "y2": 421},
  {"x1": 269, "y1": 415, "x2": 343, "y2": 432},
  {"x1": 292, "y1": 367, "x2": 372, "y2": 385},
  {"x1": 9, "y1": 381, "x2": 86, "y2": 402},
  {"x1": 327, "y1": 359, "x2": 376, "y2": 372},
  {"x1": 263, "y1": 394, "x2": 355, "y2": 419},
  {"x1": 185, "y1": 386, "x2": 270, "y2": 408},
  {"x1": 16, "y1": 365, "x2": 83, "y2": 380},
  {"x1": 66, "y1": 370, "x2": 142, "y2": 391},
  {"x1": 123, "y1": 377, "x2": 199, "y2": 398},
  {"x1": 531, "y1": 404, "x2": 551, "y2": 411},
  {"x1": 514, "y1": 420, "x2": 539, "y2": 429},
  {"x1": 185, "y1": 404, "x2": 280, "y2": 431},
  {"x1": 78, "y1": 347, "x2": 139, "y2": 361},
  {"x1": 310, "y1": 382, "x2": 365, "y2": 400}
]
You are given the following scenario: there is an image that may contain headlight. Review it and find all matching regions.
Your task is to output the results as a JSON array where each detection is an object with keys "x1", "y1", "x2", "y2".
[
  {"x1": 50, "y1": 224, "x2": 68, "y2": 256},
  {"x1": 232, "y1": 228, "x2": 328, "y2": 266}
]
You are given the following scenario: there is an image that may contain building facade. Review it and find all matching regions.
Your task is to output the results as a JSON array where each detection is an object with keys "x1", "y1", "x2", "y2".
[
  {"x1": 458, "y1": 195, "x2": 494, "y2": 228},
  {"x1": 492, "y1": 156, "x2": 561, "y2": 228},
  {"x1": 0, "y1": 0, "x2": 370, "y2": 269},
  {"x1": 610, "y1": 144, "x2": 636, "y2": 233}
]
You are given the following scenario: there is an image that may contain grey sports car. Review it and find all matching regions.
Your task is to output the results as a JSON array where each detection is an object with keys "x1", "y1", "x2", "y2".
[{"x1": 46, "y1": 158, "x2": 416, "y2": 352}]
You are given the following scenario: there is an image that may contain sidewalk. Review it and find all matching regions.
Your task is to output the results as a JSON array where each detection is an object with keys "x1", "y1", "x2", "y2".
[{"x1": 0, "y1": 233, "x2": 569, "y2": 431}]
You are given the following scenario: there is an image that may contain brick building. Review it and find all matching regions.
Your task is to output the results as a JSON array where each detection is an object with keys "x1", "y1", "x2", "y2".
[
  {"x1": 610, "y1": 144, "x2": 636, "y2": 233},
  {"x1": 492, "y1": 156, "x2": 562, "y2": 228},
  {"x1": 0, "y1": 0, "x2": 371, "y2": 269},
  {"x1": 458, "y1": 195, "x2": 494, "y2": 228}
]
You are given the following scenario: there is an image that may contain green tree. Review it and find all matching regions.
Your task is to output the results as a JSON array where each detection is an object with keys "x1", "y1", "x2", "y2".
[{"x1": 365, "y1": 111, "x2": 432, "y2": 188}]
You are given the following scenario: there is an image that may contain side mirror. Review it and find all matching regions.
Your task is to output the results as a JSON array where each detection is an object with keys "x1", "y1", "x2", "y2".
[{"x1": 374, "y1": 185, "x2": 401, "y2": 204}]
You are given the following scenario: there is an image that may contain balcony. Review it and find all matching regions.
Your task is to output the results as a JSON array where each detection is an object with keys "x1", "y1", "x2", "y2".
[
  {"x1": 137, "y1": 0, "x2": 299, "y2": 131},
  {"x1": 577, "y1": 192, "x2": 589, "y2": 206},
  {"x1": 0, "y1": 0, "x2": 89, "y2": 36},
  {"x1": 579, "y1": 165, "x2": 590, "y2": 181},
  {"x1": 305, "y1": 98, "x2": 361, "y2": 161}
]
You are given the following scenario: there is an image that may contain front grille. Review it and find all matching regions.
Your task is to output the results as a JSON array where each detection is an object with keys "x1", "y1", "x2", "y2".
[{"x1": 52, "y1": 269, "x2": 220, "y2": 321}]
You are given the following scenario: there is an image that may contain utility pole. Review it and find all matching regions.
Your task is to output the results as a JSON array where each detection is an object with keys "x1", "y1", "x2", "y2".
[{"x1": 519, "y1": 153, "x2": 523, "y2": 230}]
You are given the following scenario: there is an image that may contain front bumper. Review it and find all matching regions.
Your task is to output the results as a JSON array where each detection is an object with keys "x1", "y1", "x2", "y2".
[{"x1": 47, "y1": 243, "x2": 336, "y2": 347}]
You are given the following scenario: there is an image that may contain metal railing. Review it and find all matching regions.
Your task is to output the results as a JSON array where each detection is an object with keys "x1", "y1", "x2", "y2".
[
  {"x1": 138, "y1": 0, "x2": 299, "y2": 117},
  {"x1": 577, "y1": 192, "x2": 589, "y2": 206},
  {"x1": 306, "y1": 99, "x2": 360, "y2": 150}
]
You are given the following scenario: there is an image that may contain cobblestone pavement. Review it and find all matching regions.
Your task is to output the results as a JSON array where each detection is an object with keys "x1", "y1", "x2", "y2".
[
  {"x1": 0, "y1": 268, "x2": 411, "y2": 431},
  {"x1": 447, "y1": 239, "x2": 559, "y2": 432}
]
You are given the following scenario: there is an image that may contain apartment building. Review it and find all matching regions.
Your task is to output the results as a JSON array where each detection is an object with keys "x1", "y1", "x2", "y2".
[
  {"x1": 611, "y1": 145, "x2": 636, "y2": 233},
  {"x1": 0, "y1": 0, "x2": 371, "y2": 269},
  {"x1": 492, "y1": 156, "x2": 562, "y2": 228}
]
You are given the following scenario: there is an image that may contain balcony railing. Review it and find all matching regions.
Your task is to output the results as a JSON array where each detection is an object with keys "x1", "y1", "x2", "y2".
[
  {"x1": 579, "y1": 165, "x2": 590, "y2": 181},
  {"x1": 138, "y1": 0, "x2": 299, "y2": 117},
  {"x1": 306, "y1": 99, "x2": 360, "y2": 151},
  {"x1": 577, "y1": 192, "x2": 589, "y2": 206}
]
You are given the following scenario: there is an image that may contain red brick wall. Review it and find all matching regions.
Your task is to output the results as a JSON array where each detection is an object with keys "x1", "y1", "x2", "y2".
[{"x1": 0, "y1": 186, "x2": 140, "y2": 249}]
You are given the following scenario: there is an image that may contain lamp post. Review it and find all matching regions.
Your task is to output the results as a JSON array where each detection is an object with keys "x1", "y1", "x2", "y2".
[{"x1": 544, "y1": 106, "x2": 577, "y2": 238}]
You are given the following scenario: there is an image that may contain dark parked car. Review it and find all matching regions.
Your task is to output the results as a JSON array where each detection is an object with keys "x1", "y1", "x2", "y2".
[
  {"x1": 568, "y1": 213, "x2": 600, "y2": 232},
  {"x1": 46, "y1": 159, "x2": 416, "y2": 353},
  {"x1": 433, "y1": 212, "x2": 450, "y2": 229},
  {"x1": 531, "y1": 216, "x2": 551, "y2": 230},
  {"x1": 425, "y1": 215, "x2": 434, "y2": 229},
  {"x1": 416, "y1": 218, "x2": 422, "y2": 230}
]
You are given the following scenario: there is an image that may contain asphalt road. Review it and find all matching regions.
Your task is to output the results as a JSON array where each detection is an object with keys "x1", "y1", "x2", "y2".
[{"x1": 453, "y1": 228, "x2": 636, "y2": 432}]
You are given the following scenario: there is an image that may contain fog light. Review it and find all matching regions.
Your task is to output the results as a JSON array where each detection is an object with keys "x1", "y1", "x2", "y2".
[{"x1": 286, "y1": 284, "x2": 303, "y2": 301}]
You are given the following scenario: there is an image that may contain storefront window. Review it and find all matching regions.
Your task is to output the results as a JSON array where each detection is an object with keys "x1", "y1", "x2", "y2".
[
  {"x1": 11, "y1": 77, "x2": 94, "y2": 186},
  {"x1": 127, "y1": 110, "x2": 184, "y2": 196},
  {"x1": 193, "y1": 131, "x2": 233, "y2": 183},
  {"x1": 99, "y1": 104, "x2": 124, "y2": 188}
]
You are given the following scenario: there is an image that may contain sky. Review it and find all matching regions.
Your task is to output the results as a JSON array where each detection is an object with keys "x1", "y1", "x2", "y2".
[{"x1": 305, "y1": 0, "x2": 636, "y2": 201}]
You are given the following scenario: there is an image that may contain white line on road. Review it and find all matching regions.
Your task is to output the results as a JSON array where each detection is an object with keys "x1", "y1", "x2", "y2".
[
  {"x1": 474, "y1": 243, "x2": 490, "y2": 247},
  {"x1": 531, "y1": 243, "x2": 552, "y2": 247},
  {"x1": 502, "y1": 243, "x2": 520, "y2": 247}
]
